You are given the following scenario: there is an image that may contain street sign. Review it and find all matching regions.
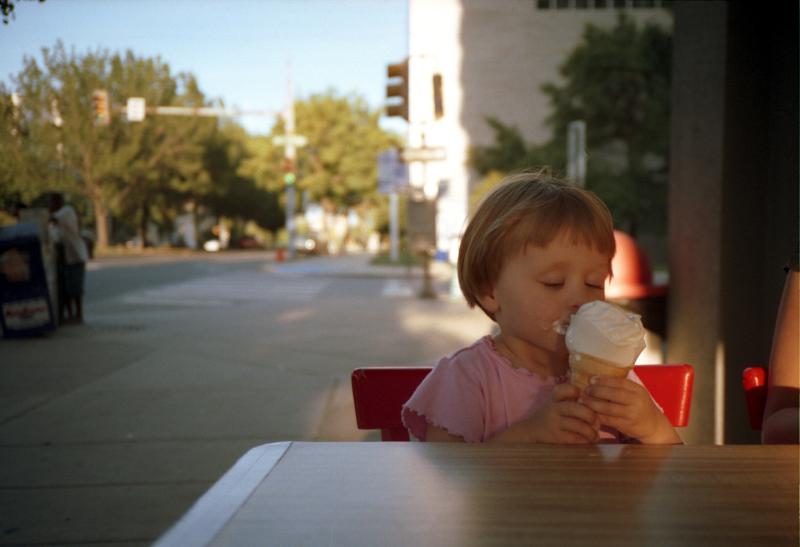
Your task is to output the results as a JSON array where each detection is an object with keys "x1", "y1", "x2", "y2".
[
  {"x1": 126, "y1": 97, "x2": 146, "y2": 122},
  {"x1": 401, "y1": 146, "x2": 446, "y2": 163},
  {"x1": 377, "y1": 149, "x2": 409, "y2": 195},
  {"x1": 273, "y1": 135, "x2": 308, "y2": 147},
  {"x1": 407, "y1": 198, "x2": 436, "y2": 253}
]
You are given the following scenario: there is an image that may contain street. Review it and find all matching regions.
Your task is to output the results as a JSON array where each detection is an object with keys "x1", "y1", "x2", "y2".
[{"x1": 0, "y1": 252, "x2": 493, "y2": 546}]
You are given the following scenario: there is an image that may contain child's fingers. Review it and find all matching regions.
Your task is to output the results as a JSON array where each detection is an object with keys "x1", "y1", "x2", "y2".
[
  {"x1": 583, "y1": 383, "x2": 636, "y2": 405},
  {"x1": 560, "y1": 400, "x2": 598, "y2": 425},
  {"x1": 552, "y1": 383, "x2": 581, "y2": 402},
  {"x1": 594, "y1": 413, "x2": 632, "y2": 433},
  {"x1": 558, "y1": 402, "x2": 600, "y2": 441},
  {"x1": 587, "y1": 376, "x2": 638, "y2": 392},
  {"x1": 580, "y1": 396, "x2": 629, "y2": 418},
  {"x1": 560, "y1": 416, "x2": 599, "y2": 443}
]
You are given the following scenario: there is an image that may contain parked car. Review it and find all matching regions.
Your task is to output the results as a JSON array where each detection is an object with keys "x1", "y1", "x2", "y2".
[
  {"x1": 235, "y1": 236, "x2": 263, "y2": 249},
  {"x1": 295, "y1": 234, "x2": 327, "y2": 255}
]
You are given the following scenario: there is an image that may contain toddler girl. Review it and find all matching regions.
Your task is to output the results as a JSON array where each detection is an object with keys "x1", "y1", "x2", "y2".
[{"x1": 401, "y1": 171, "x2": 680, "y2": 444}]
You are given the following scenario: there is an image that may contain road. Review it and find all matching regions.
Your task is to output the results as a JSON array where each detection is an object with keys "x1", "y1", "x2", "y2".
[
  {"x1": 85, "y1": 251, "x2": 273, "y2": 303},
  {"x1": 1, "y1": 252, "x2": 493, "y2": 546}
]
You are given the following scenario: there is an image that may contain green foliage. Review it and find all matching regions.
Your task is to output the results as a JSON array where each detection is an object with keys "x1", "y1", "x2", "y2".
[
  {"x1": 470, "y1": 117, "x2": 542, "y2": 176},
  {"x1": 468, "y1": 13, "x2": 672, "y2": 236},
  {"x1": 1, "y1": 0, "x2": 45, "y2": 25},
  {"x1": 1, "y1": 41, "x2": 285, "y2": 247},
  {"x1": 202, "y1": 123, "x2": 284, "y2": 232},
  {"x1": 2, "y1": 45, "x2": 397, "y2": 248},
  {"x1": 241, "y1": 90, "x2": 401, "y2": 210}
]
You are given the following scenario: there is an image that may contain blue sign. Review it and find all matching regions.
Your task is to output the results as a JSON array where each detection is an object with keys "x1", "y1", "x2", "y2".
[{"x1": 377, "y1": 149, "x2": 409, "y2": 195}]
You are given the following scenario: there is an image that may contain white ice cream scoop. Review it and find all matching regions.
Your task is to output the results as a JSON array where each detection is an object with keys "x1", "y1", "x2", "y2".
[{"x1": 565, "y1": 300, "x2": 646, "y2": 367}]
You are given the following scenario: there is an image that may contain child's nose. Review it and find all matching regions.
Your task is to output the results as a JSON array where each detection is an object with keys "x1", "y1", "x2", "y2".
[
  {"x1": 569, "y1": 288, "x2": 599, "y2": 310},
  {"x1": 569, "y1": 301, "x2": 584, "y2": 313}
]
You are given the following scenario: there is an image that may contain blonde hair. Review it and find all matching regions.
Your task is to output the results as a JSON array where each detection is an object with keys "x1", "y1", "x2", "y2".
[{"x1": 457, "y1": 169, "x2": 616, "y2": 317}]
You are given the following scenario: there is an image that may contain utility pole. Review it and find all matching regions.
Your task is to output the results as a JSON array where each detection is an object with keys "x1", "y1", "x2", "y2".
[
  {"x1": 283, "y1": 64, "x2": 298, "y2": 260},
  {"x1": 266, "y1": 62, "x2": 308, "y2": 260}
]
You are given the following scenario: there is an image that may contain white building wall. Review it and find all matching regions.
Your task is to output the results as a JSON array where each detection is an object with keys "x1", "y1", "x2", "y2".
[
  {"x1": 408, "y1": 0, "x2": 469, "y2": 260},
  {"x1": 407, "y1": 0, "x2": 671, "y2": 257}
]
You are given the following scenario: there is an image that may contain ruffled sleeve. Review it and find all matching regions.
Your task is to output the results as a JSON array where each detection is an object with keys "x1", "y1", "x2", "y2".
[{"x1": 401, "y1": 352, "x2": 486, "y2": 442}]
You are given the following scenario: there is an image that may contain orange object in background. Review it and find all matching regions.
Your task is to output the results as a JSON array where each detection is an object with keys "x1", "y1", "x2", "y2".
[
  {"x1": 275, "y1": 248, "x2": 286, "y2": 262},
  {"x1": 606, "y1": 230, "x2": 667, "y2": 300}
]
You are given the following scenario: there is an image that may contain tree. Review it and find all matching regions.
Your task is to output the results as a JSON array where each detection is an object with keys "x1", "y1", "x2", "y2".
[
  {"x1": 469, "y1": 13, "x2": 672, "y2": 236},
  {"x1": 1, "y1": 42, "x2": 217, "y2": 248},
  {"x1": 201, "y1": 122, "x2": 284, "y2": 236},
  {"x1": 1, "y1": 0, "x2": 45, "y2": 25},
  {"x1": 242, "y1": 90, "x2": 401, "y2": 211},
  {"x1": 108, "y1": 59, "x2": 216, "y2": 247},
  {"x1": 542, "y1": 13, "x2": 671, "y2": 235}
]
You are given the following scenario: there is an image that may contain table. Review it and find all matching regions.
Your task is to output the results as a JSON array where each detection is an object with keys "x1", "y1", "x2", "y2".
[{"x1": 155, "y1": 442, "x2": 798, "y2": 546}]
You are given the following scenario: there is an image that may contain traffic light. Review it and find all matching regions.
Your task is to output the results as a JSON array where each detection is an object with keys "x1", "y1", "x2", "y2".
[
  {"x1": 432, "y1": 74, "x2": 444, "y2": 119},
  {"x1": 282, "y1": 157, "x2": 296, "y2": 185},
  {"x1": 386, "y1": 59, "x2": 409, "y2": 120},
  {"x1": 92, "y1": 89, "x2": 110, "y2": 126}
]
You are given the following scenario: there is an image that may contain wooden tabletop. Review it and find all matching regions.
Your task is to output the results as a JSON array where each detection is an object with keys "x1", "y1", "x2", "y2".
[{"x1": 156, "y1": 442, "x2": 799, "y2": 547}]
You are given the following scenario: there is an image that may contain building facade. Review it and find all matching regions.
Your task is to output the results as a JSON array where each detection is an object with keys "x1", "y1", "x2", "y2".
[{"x1": 406, "y1": 0, "x2": 671, "y2": 258}]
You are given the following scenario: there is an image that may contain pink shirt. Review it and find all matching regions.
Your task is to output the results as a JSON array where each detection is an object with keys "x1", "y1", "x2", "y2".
[{"x1": 401, "y1": 336, "x2": 646, "y2": 443}]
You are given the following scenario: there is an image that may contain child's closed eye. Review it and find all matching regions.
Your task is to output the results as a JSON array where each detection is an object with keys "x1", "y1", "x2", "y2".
[{"x1": 541, "y1": 281, "x2": 564, "y2": 288}]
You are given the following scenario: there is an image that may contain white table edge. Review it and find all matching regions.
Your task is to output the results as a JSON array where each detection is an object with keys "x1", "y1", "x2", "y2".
[{"x1": 153, "y1": 441, "x2": 291, "y2": 547}]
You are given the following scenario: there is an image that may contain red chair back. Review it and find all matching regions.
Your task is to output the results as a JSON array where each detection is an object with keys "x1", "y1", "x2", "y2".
[
  {"x1": 742, "y1": 366, "x2": 768, "y2": 430},
  {"x1": 352, "y1": 364, "x2": 694, "y2": 441},
  {"x1": 634, "y1": 364, "x2": 694, "y2": 428},
  {"x1": 352, "y1": 367, "x2": 431, "y2": 441}
]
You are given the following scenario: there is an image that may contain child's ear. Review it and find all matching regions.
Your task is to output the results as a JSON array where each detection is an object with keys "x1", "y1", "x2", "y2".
[{"x1": 476, "y1": 286, "x2": 499, "y2": 315}]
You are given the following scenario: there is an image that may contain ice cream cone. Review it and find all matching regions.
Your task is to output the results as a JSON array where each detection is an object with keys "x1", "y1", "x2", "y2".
[{"x1": 569, "y1": 352, "x2": 632, "y2": 390}]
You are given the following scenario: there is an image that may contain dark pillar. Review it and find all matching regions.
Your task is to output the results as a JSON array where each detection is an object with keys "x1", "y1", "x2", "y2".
[{"x1": 667, "y1": 1, "x2": 798, "y2": 444}]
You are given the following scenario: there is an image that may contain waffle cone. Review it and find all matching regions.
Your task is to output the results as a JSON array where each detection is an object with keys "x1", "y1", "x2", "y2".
[{"x1": 569, "y1": 352, "x2": 632, "y2": 390}]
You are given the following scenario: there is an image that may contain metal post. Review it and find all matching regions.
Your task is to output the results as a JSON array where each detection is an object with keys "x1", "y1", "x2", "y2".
[
  {"x1": 419, "y1": 137, "x2": 436, "y2": 299},
  {"x1": 389, "y1": 191, "x2": 399, "y2": 262},
  {"x1": 284, "y1": 63, "x2": 297, "y2": 259},
  {"x1": 419, "y1": 250, "x2": 436, "y2": 299},
  {"x1": 567, "y1": 120, "x2": 586, "y2": 187}
]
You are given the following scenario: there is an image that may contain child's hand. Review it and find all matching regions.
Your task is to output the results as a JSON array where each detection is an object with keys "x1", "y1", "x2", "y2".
[
  {"x1": 524, "y1": 383, "x2": 600, "y2": 444},
  {"x1": 579, "y1": 376, "x2": 682, "y2": 444}
]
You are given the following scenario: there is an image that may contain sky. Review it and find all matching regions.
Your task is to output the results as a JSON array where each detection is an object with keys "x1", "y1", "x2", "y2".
[{"x1": 0, "y1": 0, "x2": 409, "y2": 135}]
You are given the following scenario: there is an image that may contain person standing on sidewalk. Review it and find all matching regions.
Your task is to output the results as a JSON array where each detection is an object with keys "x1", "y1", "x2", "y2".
[{"x1": 49, "y1": 193, "x2": 89, "y2": 324}]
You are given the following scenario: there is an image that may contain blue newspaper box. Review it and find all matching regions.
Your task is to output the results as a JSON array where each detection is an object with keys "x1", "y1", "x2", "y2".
[{"x1": 0, "y1": 222, "x2": 57, "y2": 337}]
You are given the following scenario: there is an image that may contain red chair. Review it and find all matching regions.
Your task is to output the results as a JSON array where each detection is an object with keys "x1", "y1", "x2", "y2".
[
  {"x1": 742, "y1": 366, "x2": 768, "y2": 430},
  {"x1": 352, "y1": 364, "x2": 694, "y2": 441}
]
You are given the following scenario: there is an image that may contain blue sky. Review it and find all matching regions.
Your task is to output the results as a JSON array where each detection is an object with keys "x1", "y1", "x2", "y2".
[{"x1": 1, "y1": 0, "x2": 408, "y2": 134}]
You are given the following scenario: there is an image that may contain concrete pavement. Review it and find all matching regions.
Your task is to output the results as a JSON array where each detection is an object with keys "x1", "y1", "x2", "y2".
[{"x1": 0, "y1": 253, "x2": 494, "y2": 546}]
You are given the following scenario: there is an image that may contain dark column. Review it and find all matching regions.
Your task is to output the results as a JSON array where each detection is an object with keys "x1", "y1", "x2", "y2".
[{"x1": 667, "y1": 1, "x2": 798, "y2": 444}]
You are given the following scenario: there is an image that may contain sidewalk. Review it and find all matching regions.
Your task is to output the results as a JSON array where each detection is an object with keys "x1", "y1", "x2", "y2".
[{"x1": 0, "y1": 253, "x2": 492, "y2": 546}]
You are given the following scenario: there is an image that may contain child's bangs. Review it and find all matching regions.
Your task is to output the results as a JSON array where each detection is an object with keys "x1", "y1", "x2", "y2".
[{"x1": 518, "y1": 196, "x2": 615, "y2": 257}]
